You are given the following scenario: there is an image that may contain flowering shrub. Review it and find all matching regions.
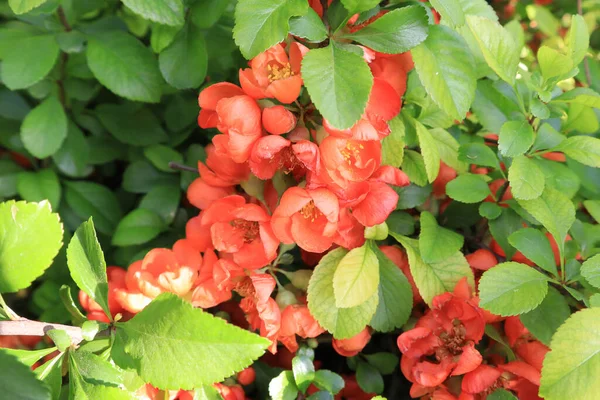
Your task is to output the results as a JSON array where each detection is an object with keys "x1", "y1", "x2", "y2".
[{"x1": 1, "y1": 0, "x2": 600, "y2": 399}]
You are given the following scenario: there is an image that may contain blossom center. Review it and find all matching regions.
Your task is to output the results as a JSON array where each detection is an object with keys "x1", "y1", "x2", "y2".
[
  {"x1": 439, "y1": 323, "x2": 467, "y2": 355},
  {"x1": 268, "y1": 63, "x2": 293, "y2": 82},
  {"x1": 230, "y1": 219, "x2": 260, "y2": 243},
  {"x1": 279, "y1": 147, "x2": 301, "y2": 174},
  {"x1": 300, "y1": 201, "x2": 322, "y2": 221},
  {"x1": 341, "y1": 142, "x2": 364, "y2": 165}
]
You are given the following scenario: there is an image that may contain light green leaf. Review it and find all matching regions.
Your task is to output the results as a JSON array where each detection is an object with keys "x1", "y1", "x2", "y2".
[
  {"x1": 17, "y1": 169, "x2": 61, "y2": 211},
  {"x1": 67, "y1": 218, "x2": 111, "y2": 320},
  {"x1": 532, "y1": 123, "x2": 565, "y2": 152},
  {"x1": 87, "y1": 31, "x2": 164, "y2": 103},
  {"x1": 0, "y1": 201, "x2": 62, "y2": 293},
  {"x1": 458, "y1": 142, "x2": 501, "y2": 170},
  {"x1": 479, "y1": 262, "x2": 549, "y2": 316},
  {"x1": 526, "y1": 5, "x2": 559, "y2": 37},
  {"x1": 34, "y1": 354, "x2": 63, "y2": 400},
  {"x1": 342, "y1": 6, "x2": 428, "y2": 54},
  {"x1": 456, "y1": 0, "x2": 497, "y2": 20},
  {"x1": 69, "y1": 356, "x2": 134, "y2": 400},
  {"x1": 269, "y1": 371, "x2": 298, "y2": 400},
  {"x1": 551, "y1": 88, "x2": 600, "y2": 109},
  {"x1": 381, "y1": 116, "x2": 405, "y2": 167},
  {"x1": 419, "y1": 211, "x2": 464, "y2": 264},
  {"x1": 121, "y1": 0, "x2": 184, "y2": 26},
  {"x1": 20, "y1": 96, "x2": 67, "y2": 159},
  {"x1": 581, "y1": 254, "x2": 600, "y2": 289},
  {"x1": 431, "y1": 0, "x2": 464, "y2": 27},
  {"x1": 193, "y1": 385, "x2": 223, "y2": 400},
  {"x1": 289, "y1": 8, "x2": 327, "y2": 42},
  {"x1": 517, "y1": 186, "x2": 575, "y2": 265},
  {"x1": 411, "y1": 25, "x2": 476, "y2": 120},
  {"x1": 568, "y1": 15, "x2": 589, "y2": 66},
  {"x1": 537, "y1": 46, "x2": 574, "y2": 81},
  {"x1": 307, "y1": 248, "x2": 378, "y2": 339},
  {"x1": 446, "y1": 174, "x2": 491, "y2": 203},
  {"x1": 1, "y1": 347, "x2": 57, "y2": 367},
  {"x1": 64, "y1": 182, "x2": 123, "y2": 235},
  {"x1": 333, "y1": 242, "x2": 380, "y2": 308},
  {"x1": 292, "y1": 356, "x2": 314, "y2": 393},
  {"x1": 498, "y1": 120, "x2": 534, "y2": 157},
  {"x1": 466, "y1": 15, "x2": 519, "y2": 84},
  {"x1": 112, "y1": 209, "x2": 165, "y2": 247},
  {"x1": 520, "y1": 287, "x2": 570, "y2": 346},
  {"x1": 479, "y1": 202, "x2": 502, "y2": 220},
  {"x1": 233, "y1": 0, "x2": 308, "y2": 59},
  {"x1": 540, "y1": 308, "x2": 600, "y2": 400},
  {"x1": 508, "y1": 228, "x2": 557, "y2": 276},
  {"x1": 302, "y1": 43, "x2": 373, "y2": 129},
  {"x1": 401, "y1": 151, "x2": 428, "y2": 187},
  {"x1": 414, "y1": 121, "x2": 440, "y2": 182},
  {"x1": 508, "y1": 156, "x2": 544, "y2": 200},
  {"x1": 150, "y1": 24, "x2": 181, "y2": 53},
  {"x1": 340, "y1": 0, "x2": 380, "y2": 14},
  {"x1": 0, "y1": 350, "x2": 50, "y2": 400},
  {"x1": 370, "y1": 246, "x2": 413, "y2": 332},
  {"x1": 71, "y1": 350, "x2": 123, "y2": 387},
  {"x1": 430, "y1": 128, "x2": 467, "y2": 173},
  {"x1": 8, "y1": 0, "x2": 47, "y2": 14},
  {"x1": 112, "y1": 293, "x2": 269, "y2": 389},
  {"x1": 393, "y1": 235, "x2": 473, "y2": 306},
  {"x1": 555, "y1": 136, "x2": 600, "y2": 168},
  {"x1": 159, "y1": 23, "x2": 207, "y2": 89}
]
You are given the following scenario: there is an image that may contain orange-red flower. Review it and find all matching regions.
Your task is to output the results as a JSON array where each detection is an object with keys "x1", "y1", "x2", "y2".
[
  {"x1": 370, "y1": 52, "x2": 413, "y2": 99},
  {"x1": 191, "y1": 249, "x2": 244, "y2": 309},
  {"x1": 433, "y1": 162, "x2": 457, "y2": 198},
  {"x1": 271, "y1": 187, "x2": 339, "y2": 253},
  {"x1": 197, "y1": 82, "x2": 245, "y2": 129},
  {"x1": 262, "y1": 105, "x2": 297, "y2": 135},
  {"x1": 380, "y1": 245, "x2": 422, "y2": 304},
  {"x1": 333, "y1": 207, "x2": 366, "y2": 250},
  {"x1": 249, "y1": 135, "x2": 308, "y2": 180},
  {"x1": 332, "y1": 328, "x2": 372, "y2": 357},
  {"x1": 239, "y1": 42, "x2": 308, "y2": 104},
  {"x1": 320, "y1": 136, "x2": 381, "y2": 187},
  {"x1": 279, "y1": 304, "x2": 325, "y2": 352},
  {"x1": 79, "y1": 266, "x2": 127, "y2": 322}
]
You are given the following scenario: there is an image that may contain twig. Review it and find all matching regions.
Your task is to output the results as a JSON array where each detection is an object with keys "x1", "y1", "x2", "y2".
[
  {"x1": 577, "y1": 0, "x2": 593, "y2": 86},
  {"x1": 57, "y1": 6, "x2": 72, "y2": 32},
  {"x1": 168, "y1": 162, "x2": 198, "y2": 173},
  {"x1": 0, "y1": 320, "x2": 84, "y2": 345},
  {"x1": 56, "y1": 6, "x2": 71, "y2": 109},
  {"x1": 495, "y1": 181, "x2": 510, "y2": 204}
]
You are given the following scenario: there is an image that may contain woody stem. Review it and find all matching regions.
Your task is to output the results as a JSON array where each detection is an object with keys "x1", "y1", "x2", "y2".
[
  {"x1": 0, "y1": 319, "x2": 84, "y2": 345},
  {"x1": 168, "y1": 162, "x2": 198, "y2": 173}
]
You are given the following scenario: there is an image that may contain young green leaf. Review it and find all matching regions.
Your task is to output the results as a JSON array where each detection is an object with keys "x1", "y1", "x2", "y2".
[
  {"x1": 20, "y1": 96, "x2": 67, "y2": 159},
  {"x1": 430, "y1": 128, "x2": 467, "y2": 173},
  {"x1": 159, "y1": 23, "x2": 207, "y2": 90},
  {"x1": 381, "y1": 116, "x2": 405, "y2": 167},
  {"x1": 233, "y1": 0, "x2": 308, "y2": 59},
  {"x1": 498, "y1": 121, "x2": 534, "y2": 158},
  {"x1": 112, "y1": 209, "x2": 165, "y2": 247},
  {"x1": 508, "y1": 156, "x2": 544, "y2": 200},
  {"x1": 8, "y1": 0, "x2": 47, "y2": 14},
  {"x1": 1, "y1": 347, "x2": 58, "y2": 367},
  {"x1": 520, "y1": 287, "x2": 570, "y2": 346},
  {"x1": 64, "y1": 182, "x2": 123, "y2": 235},
  {"x1": 446, "y1": 174, "x2": 491, "y2": 204},
  {"x1": 46, "y1": 329, "x2": 71, "y2": 352},
  {"x1": 471, "y1": 80, "x2": 522, "y2": 133},
  {"x1": 540, "y1": 308, "x2": 600, "y2": 400},
  {"x1": 581, "y1": 254, "x2": 600, "y2": 289},
  {"x1": 340, "y1": 0, "x2": 380, "y2": 14},
  {"x1": 356, "y1": 362, "x2": 384, "y2": 394},
  {"x1": 430, "y1": 0, "x2": 464, "y2": 27},
  {"x1": 508, "y1": 228, "x2": 557, "y2": 276},
  {"x1": 537, "y1": 46, "x2": 574, "y2": 81},
  {"x1": 17, "y1": 169, "x2": 61, "y2": 211},
  {"x1": 292, "y1": 356, "x2": 315, "y2": 393},
  {"x1": 401, "y1": 151, "x2": 428, "y2": 187},
  {"x1": 112, "y1": 293, "x2": 270, "y2": 389},
  {"x1": 302, "y1": 43, "x2": 373, "y2": 129},
  {"x1": 307, "y1": 248, "x2": 378, "y2": 339},
  {"x1": 550, "y1": 88, "x2": 600, "y2": 109},
  {"x1": 555, "y1": 136, "x2": 600, "y2": 168},
  {"x1": 333, "y1": 242, "x2": 380, "y2": 308},
  {"x1": 414, "y1": 121, "x2": 440, "y2": 183},
  {"x1": 69, "y1": 356, "x2": 134, "y2": 400},
  {"x1": 0, "y1": 201, "x2": 63, "y2": 293},
  {"x1": 341, "y1": 6, "x2": 428, "y2": 54},
  {"x1": 411, "y1": 25, "x2": 476, "y2": 120},
  {"x1": 269, "y1": 371, "x2": 298, "y2": 400},
  {"x1": 568, "y1": 15, "x2": 589, "y2": 66},
  {"x1": 121, "y1": 0, "x2": 185, "y2": 26},
  {"x1": 478, "y1": 262, "x2": 549, "y2": 316},
  {"x1": 66, "y1": 218, "x2": 111, "y2": 320},
  {"x1": 458, "y1": 142, "x2": 501, "y2": 170},
  {"x1": 0, "y1": 350, "x2": 50, "y2": 400},
  {"x1": 419, "y1": 211, "x2": 464, "y2": 263},
  {"x1": 289, "y1": 8, "x2": 328, "y2": 42}
]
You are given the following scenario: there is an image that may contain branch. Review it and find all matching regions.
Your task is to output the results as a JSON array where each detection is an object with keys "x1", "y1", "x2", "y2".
[
  {"x1": 577, "y1": 0, "x2": 593, "y2": 86},
  {"x1": 57, "y1": 6, "x2": 72, "y2": 32},
  {"x1": 0, "y1": 320, "x2": 84, "y2": 345},
  {"x1": 168, "y1": 161, "x2": 198, "y2": 173}
]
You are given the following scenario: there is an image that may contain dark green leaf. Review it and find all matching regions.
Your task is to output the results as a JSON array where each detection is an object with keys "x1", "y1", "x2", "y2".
[
  {"x1": 520, "y1": 287, "x2": 570, "y2": 346},
  {"x1": 356, "y1": 362, "x2": 384, "y2": 394},
  {"x1": 96, "y1": 104, "x2": 167, "y2": 146},
  {"x1": 112, "y1": 209, "x2": 165, "y2": 247},
  {"x1": 65, "y1": 182, "x2": 123, "y2": 235},
  {"x1": 0, "y1": 350, "x2": 50, "y2": 400},
  {"x1": 289, "y1": 8, "x2": 327, "y2": 42},
  {"x1": 20, "y1": 96, "x2": 67, "y2": 159},
  {"x1": 159, "y1": 23, "x2": 207, "y2": 89},
  {"x1": 508, "y1": 228, "x2": 557, "y2": 276}
]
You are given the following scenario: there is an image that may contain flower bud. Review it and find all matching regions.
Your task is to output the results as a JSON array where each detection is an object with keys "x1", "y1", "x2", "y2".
[
  {"x1": 290, "y1": 270, "x2": 312, "y2": 291},
  {"x1": 276, "y1": 289, "x2": 298, "y2": 310},
  {"x1": 364, "y1": 221, "x2": 389, "y2": 240}
]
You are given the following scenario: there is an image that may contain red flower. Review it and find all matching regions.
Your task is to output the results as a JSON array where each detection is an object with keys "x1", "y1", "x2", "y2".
[
  {"x1": 333, "y1": 207, "x2": 366, "y2": 250},
  {"x1": 271, "y1": 187, "x2": 339, "y2": 253},
  {"x1": 197, "y1": 82, "x2": 245, "y2": 129},
  {"x1": 198, "y1": 135, "x2": 250, "y2": 187},
  {"x1": 239, "y1": 42, "x2": 307, "y2": 104},
  {"x1": 248, "y1": 136, "x2": 308, "y2": 181},
  {"x1": 433, "y1": 162, "x2": 457, "y2": 198},
  {"x1": 332, "y1": 328, "x2": 372, "y2": 357},
  {"x1": 320, "y1": 136, "x2": 381, "y2": 187},
  {"x1": 79, "y1": 266, "x2": 127, "y2": 322},
  {"x1": 190, "y1": 249, "x2": 237, "y2": 309},
  {"x1": 262, "y1": 105, "x2": 297, "y2": 135},
  {"x1": 370, "y1": 52, "x2": 413, "y2": 99},
  {"x1": 279, "y1": 304, "x2": 325, "y2": 352},
  {"x1": 466, "y1": 249, "x2": 498, "y2": 272}
]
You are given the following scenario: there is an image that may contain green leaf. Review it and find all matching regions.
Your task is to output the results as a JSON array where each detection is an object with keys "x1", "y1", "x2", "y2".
[
  {"x1": 414, "y1": 121, "x2": 440, "y2": 183},
  {"x1": 302, "y1": 44, "x2": 373, "y2": 129},
  {"x1": 67, "y1": 218, "x2": 111, "y2": 320},
  {"x1": 65, "y1": 182, "x2": 123, "y2": 235},
  {"x1": 71, "y1": 350, "x2": 123, "y2": 387},
  {"x1": 540, "y1": 308, "x2": 600, "y2": 400},
  {"x1": 532, "y1": 123, "x2": 565, "y2": 152},
  {"x1": 526, "y1": 5, "x2": 559, "y2": 37},
  {"x1": 340, "y1": 0, "x2": 380, "y2": 14},
  {"x1": 8, "y1": 0, "x2": 47, "y2": 14},
  {"x1": 307, "y1": 248, "x2": 378, "y2": 339},
  {"x1": 341, "y1": 6, "x2": 428, "y2": 54},
  {"x1": 411, "y1": 25, "x2": 475, "y2": 120},
  {"x1": 139, "y1": 185, "x2": 181, "y2": 225},
  {"x1": 292, "y1": 356, "x2": 314, "y2": 393},
  {"x1": 430, "y1": 128, "x2": 467, "y2": 173},
  {"x1": 446, "y1": 174, "x2": 491, "y2": 203},
  {"x1": 96, "y1": 104, "x2": 167, "y2": 146},
  {"x1": 431, "y1": 0, "x2": 464, "y2": 27},
  {"x1": 1, "y1": 347, "x2": 57, "y2": 367},
  {"x1": 20, "y1": 96, "x2": 67, "y2": 159},
  {"x1": 46, "y1": 329, "x2": 71, "y2": 352},
  {"x1": 487, "y1": 389, "x2": 518, "y2": 400},
  {"x1": 0, "y1": 160, "x2": 22, "y2": 198},
  {"x1": 69, "y1": 355, "x2": 134, "y2": 400},
  {"x1": 517, "y1": 186, "x2": 575, "y2": 266},
  {"x1": 369, "y1": 247, "x2": 413, "y2": 332},
  {"x1": 233, "y1": 0, "x2": 308, "y2": 59},
  {"x1": 143, "y1": 144, "x2": 183, "y2": 172},
  {"x1": 401, "y1": 151, "x2": 428, "y2": 187},
  {"x1": 190, "y1": 0, "x2": 230, "y2": 29},
  {"x1": 0, "y1": 201, "x2": 62, "y2": 293},
  {"x1": 289, "y1": 8, "x2": 327, "y2": 42},
  {"x1": 568, "y1": 15, "x2": 589, "y2": 66},
  {"x1": 498, "y1": 121, "x2": 534, "y2": 157},
  {"x1": 313, "y1": 370, "x2": 344, "y2": 394},
  {"x1": 356, "y1": 362, "x2": 383, "y2": 394},
  {"x1": 520, "y1": 287, "x2": 570, "y2": 346},
  {"x1": 269, "y1": 371, "x2": 298, "y2": 400},
  {"x1": 0, "y1": 33, "x2": 59, "y2": 90},
  {"x1": 581, "y1": 254, "x2": 600, "y2": 289},
  {"x1": 489, "y1": 208, "x2": 522, "y2": 260},
  {"x1": 508, "y1": 155, "x2": 544, "y2": 200},
  {"x1": 458, "y1": 142, "x2": 501, "y2": 170},
  {"x1": 393, "y1": 235, "x2": 473, "y2": 306},
  {"x1": 53, "y1": 121, "x2": 92, "y2": 178},
  {"x1": 333, "y1": 242, "x2": 379, "y2": 308},
  {"x1": 508, "y1": 228, "x2": 557, "y2": 276},
  {"x1": 381, "y1": 116, "x2": 405, "y2": 167},
  {"x1": 121, "y1": 0, "x2": 184, "y2": 26},
  {"x1": 0, "y1": 350, "x2": 50, "y2": 400},
  {"x1": 555, "y1": 136, "x2": 600, "y2": 168},
  {"x1": 551, "y1": 88, "x2": 600, "y2": 109},
  {"x1": 193, "y1": 385, "x2": 223, "y2": 400},
  {"x1": 34, "y1": 354, "x2": 63, "y2": 400},
  {"x1": 478, "y1": 262, "x2": 549, "y2": 316},
  {"x1": 537, "y1": 46, "x2": 574, "y2": 81},
  {"x1": 479, "y1": 202, "x2": 502, "y2": 220},
  {"x1": 112, "y1": 293, "x2": 269, "y2": 389},
  {"x1": 112, "y1": 209, "x2": 165, "y2": 247},
  {"x1": 419, "y1": 211, "x2": 464, "y2": 264},
  {"x1": 150, "y1": 24, "x2": 181, "y2": 53},
  {"x1": 87, "y1": 31, "x2": 164, "y2": 103},
  {"x1": 159, "y1": 23, "x2": 207, "y2": 89},
  {"x1": 466, "y1": 15, "x2": 519, "y2": 84},
  {"x1": 123, "y1": 161, "x2": 175, "y2": 194},
  {"x1": 17, "y1": 169, "x2": 61, "y2": 211},
  {"x1": 471, "y1": 80, "x2": 522, "y2": 133},
  {"x1": 364, "y1": 353, "x2": 398, "y2": 375}
]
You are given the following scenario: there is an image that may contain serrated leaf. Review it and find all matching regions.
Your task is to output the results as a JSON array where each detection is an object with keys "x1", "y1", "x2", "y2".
[
  {"x1": 401, "y1": 150, "x2": 428, "y2": 187},
  {"x1": 0, "y1": 201, "x2": 62, "y2": 293},
  {"x1": 508, "y1": 228, "x2": 557, "y2": 276},
  {"x1": 233, "y1": 0, "x2": 308, "y2": 59},
  {"x1": 431, "y1": 0, "x2": 464, "y2": 27},
  {"x1": 0, "y1": 350, "x2": 50, "y2": 400},
  {"x1": 342, "y1": 6, "x2": 428, "y2": 54},
  {"x1": 87, "y1": 31, "x2": 164, "y2": 103},
  {"x1": 302, "y1": 44, "x2": 373, "y2": 129},
  {"x1": 17, "y1": 169, "x2": 61, "y2": 211},
  {"x1": 121, "y1": 0, "x2": 184, "y2": 26},
  {"x1": 568, "y1": 15, "x2": 589, "y2": 66},
  {"x1": 64, "y1": 182, "x2": 123, "y2": 235},
  {"x1": 112, "y1": 209, "x2": 165, "y2": 247},
  {"x1": 414, "y1": 121, "x2": 440, "y2": 182},
  {"x1": 307, "y1": 248, "x2": 378, "y2": 339},
  {"x1": 537, "y1": 46, "x2": 574, "y2": 81},
  {"x1": 508, "y1": 156, "x2": 544, "y2": 200},
  {"x1": 112, "y1": 293, "x2": 269, "y2": 389},
  {"x1": 555, "y1": 136, "x2": 600, "y2": 168},
  {"x1": 381, "y1": 116, "x2": 405, "y2": 167},
  {"x1": 540, "y1": 308, "x2": 600, "y2": 400},
  {"x1": 411, "y1": 25, "x2": 476, "y2": 120},
  {"x1": 458, "y1": 142, "x2": 501, "y2": 170},
  {"x1": 159, "y1": 23, "x2": 207, "y2": 90},
  {"x1": 520, "y1": 287, "x2": 570, "y2": 346},
  {"x1": 446, "y1": 174, "x2": 491, "y2": 203},
  {"x1": 333, "y1": 242, "x2": 379, "y2": 308},
  {"x1": 479, "y1": 262, "x2": 549, "y2": 316},
  {"x1": 419, "y1": 211, "x2": 464, "y2": 263},
  {"x1": 498, "y1": 120, "x2": 534, "y2": 157},
  {"x1": 551, "y1": 88, "x2": 600, "y2": 109},
  {"x1": 1, "y1": 347, "x2": 57, "y2": 367},
  {"x1": 466, "y1": 15, "x2": 519, "y2": 84},
  {"x1": 392, "y1": 235, "x2": 473, "y2": 306},
  {"x1": 340, "y1": 0, "x2": 380, "y2": 14},
  {"x1": 69, "y1": 358, "x2": 134, "y2": 400},
  {"x1": 581, "y1": 254, "x2": 600, "y2": 289},
  {"x1": 430, "y1": 128, "x2": 467, "y2": 173},
  {"x1": 67, "y1": 218, "x2": 111, "y2": 320},
  {"x1": 289, "y1": 8, "x2": 327, "y2": 42},
  {"x1": 8, "y1": 0, "x2": 47, "y2": 14},
  {"x1": 71, "y1": 350, "x2": 123, "y2": 387},
  {"x1": 20, "y1": 96, "x2": 67, "y2": 159}
]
